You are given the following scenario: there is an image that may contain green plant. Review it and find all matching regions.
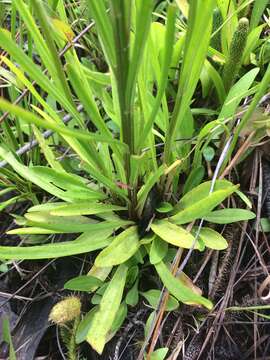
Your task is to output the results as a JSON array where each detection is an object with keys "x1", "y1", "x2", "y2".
[{"x1": 0, "y1": 0, "x2": 267, "y2": 357}]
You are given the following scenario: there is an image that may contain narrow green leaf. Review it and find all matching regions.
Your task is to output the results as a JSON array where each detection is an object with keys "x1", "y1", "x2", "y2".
[
  {"x1": 250, "y1": 0, "x2": 269, "y2": 30},
  {"x1": 66, "y1": 62, "x2": 120, "y2": 149},
  {"x1": 217, "y1": 0, "x2": 238, "y2": 57},
  {"x1": 31, "y1": 0, "x2": 75, "y2": 104},
  {"x1": 24, "y1": 212, "x2": 130, "y2": 233},
  {"x1": 141, "y1": 289, "x2": 179, "y2": 311},
  {"x1": 235, "y1": 189, "x2": 252, "y2": 209},
  {"x1": 50, "y1": 202, "x2": 126, "y2": 216},
  {"x1": 86, "y1": 264, "x2": 128, "y2": 354},
  {"x1": 204, "y1": 59, "x2": 226, "y2": 104},
  {"x1": 110, "y1": 302, "x2": 127, "y2": 335},
  {"x1": 150, "y1": 348, "x2": 169, "y2": 360},
  {"x1": 175, "y1": 180, "x2": 234, "y2": 211},
  {"x1": 126, "y1": 279, "x2": 139, "y2": 307},
  {"x1": 155, "y1": 261, "x2": 212, "y2": 309},
  {"x1": 193, "y1": 227, "x2": 228, "y2": 250},
  {"x1": 0, "y1": 55, "x2": 110, "y2": 179},
  {"x1": 218, "y1": 67, "x2": 260, "y2": 124},
  {"x1": 204, "y1": 208, "x2": 255, "y2": 224},
  {"x1": 145, "y1": 311, "x2": 155, "y2": 339},
  {"x1": 243, "y1": 24, "x2": 265, "y2": 65},
  {"x1": 83, "y1": 67, "x2": 111, "y2": 86},
  {"x1": 32, "y1": 125, "x2": 63, "y2": 171},
  {"x1": 27, "y1": 202, "x2": 66, "y2": 212},
  {"x1": 164, "y1": 0, "x2": 216, "y2": 163},
  {"x1": 14, "y1": 0, "x2": 55, "y2": 77},
  {"x1": 149, "y1": 236, "x2": 168, "y2": 265},
  {"x1": 0, "y1": 195, "x2": 25, "y2": 212},
  {"x1": 139, "y1": 4, "x2": 177, "y2": 143},
  {"x1": 126, "y1": 0, "x2": 153, "y2": 104},
  {"x1": 88, "y1": 265, "x2": 112, "y2": 283},
  {"x1": 2, "y1": 318, "x2": 16, "y2": 360},
  {"x1": 126, "y1": 265, "x2": 139, "y2": 287},
  {"x1": 64, "y1": 276, "x2": 103, "y2": 292},
  {"x1": 95, "y1": 226, "x2": 140, "y2": 267},
  {"x1": 7, "y1": 227, "x2": 62, "y2": 235},
  {"x1": 155, "y1": 202, "x2": 174, "y2": 213},
  {"x1": 0, "y1": 146, "x2": 106, "y2": 202},
  {"x1": 109, "y1": 1, "x2": 133, "y2": 154},
  {"x1": 76, "y1": 307, "x2": 98, "y2": 344},
  {"x1": 151, "y1": 220, "x2": 202, "y2": 250},
  {"x1": 183, "y1": 166, "x2": 205, "y2": 195},
  {"x1": 86, "y1": 1, "x2": 116, "y2": 68},
  {"x1": 171, "y1": 185, "x2": 239, "y2": 224},
  {"x1": 175, "y1": 0, "x2": 189, "y2": 17},
  {"x1": 0, "y1": 230, "x2": 112, "y2": 260}
]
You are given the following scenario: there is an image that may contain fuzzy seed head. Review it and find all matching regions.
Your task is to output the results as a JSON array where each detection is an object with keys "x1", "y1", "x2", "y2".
[{"x1": 49, "y1": 296, "x2": 81, "y2": 325}]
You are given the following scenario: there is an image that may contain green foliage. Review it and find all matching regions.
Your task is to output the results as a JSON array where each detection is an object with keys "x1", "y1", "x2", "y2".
[
  {"x1": 86, "y1": 264, "x2": 127, "y2": 354},
  {"x1": 250, "y1": 0, "x2": 269, "y2": 30},
  {"x1": 141, "y1": 289, "x2": 179, "y2": 311},
  {"x1": 0, "y1": 0, "x2": 267, "y2": 356},
  {"x1": 204, "y1": 208, "x2": 256, "y2": 224},
  {"x1": 151, "y1": 220, "x2": 203, "y2": 250},
  {"x1": 64, "y1": 276, "x2": 103, "y2": 292},
  {"x1": 150, "y1": 348, "x2": 169, "y2": 360},
  {"x1": 155, "y1": 261, "x2": 212, "y2": 309}
]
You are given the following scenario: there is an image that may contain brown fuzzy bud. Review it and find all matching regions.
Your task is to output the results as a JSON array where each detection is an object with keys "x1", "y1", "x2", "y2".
[{"x1": 49, "y1": 296, "x2": 81, "y2": 325}]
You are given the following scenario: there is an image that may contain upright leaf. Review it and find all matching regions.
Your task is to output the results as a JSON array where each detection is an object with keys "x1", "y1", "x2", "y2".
[
  {"x1": 87, "y1": 264, "x2": 128, "y2": 354},
  {"x1": 164, "y1": 0, "x2": 216, "y2": 163}
]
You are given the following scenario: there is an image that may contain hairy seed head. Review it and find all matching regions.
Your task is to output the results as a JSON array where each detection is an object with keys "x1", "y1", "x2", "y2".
[{"x1": 49, "y1": 296, "x2": 81, "y2": 325}]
